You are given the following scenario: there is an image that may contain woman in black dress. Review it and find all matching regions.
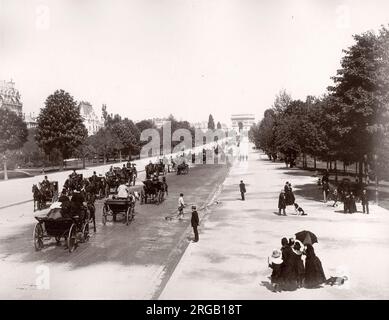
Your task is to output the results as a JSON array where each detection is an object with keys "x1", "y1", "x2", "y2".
[{"x1": 304, "y1": 244, "x2": 326, "y2": 288}]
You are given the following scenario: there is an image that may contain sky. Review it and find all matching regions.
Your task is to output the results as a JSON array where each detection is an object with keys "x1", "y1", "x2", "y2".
[{"x1": 1, "y1": 0, "x2": 389, "y2": 125}]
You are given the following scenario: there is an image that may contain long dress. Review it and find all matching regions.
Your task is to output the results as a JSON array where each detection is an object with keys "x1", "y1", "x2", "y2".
[
  {"x1": 304, "y1": 245, "x2": 326, "y2": 288},
  {"x1": 280, "y1": 246, "x2": 298, "y2": 291}
]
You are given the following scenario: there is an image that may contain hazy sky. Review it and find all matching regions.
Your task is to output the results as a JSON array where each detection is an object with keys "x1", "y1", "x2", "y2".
[{"x1": 1, "y1": 0, "x2": 389, "y2": 125}]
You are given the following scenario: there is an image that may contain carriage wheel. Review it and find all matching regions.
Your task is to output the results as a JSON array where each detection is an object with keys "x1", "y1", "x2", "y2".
[
  {"x1": 102, "y1": 206, "x2": 107, "y2": 225},
  {"x1": 82, "y1": 222, "x2": 90, "y2": 242},
  {"x1": 55, "y1": 236, "x2": 61, "y2": 244},
  {"x1": 67, "y1": 224, "x2": 77, "y2": 253},
  {"x1": 33, "y1": 223, "x2": 44, "y2": 251}
]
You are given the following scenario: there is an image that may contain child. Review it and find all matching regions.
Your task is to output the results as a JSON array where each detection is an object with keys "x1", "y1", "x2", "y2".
[{"x1": 268, "y1": 249, "x2": 283, "y2": 292}]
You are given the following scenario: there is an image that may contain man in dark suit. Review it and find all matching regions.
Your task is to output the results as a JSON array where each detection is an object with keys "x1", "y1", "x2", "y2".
[
  {"x1": 191, "y1": 205, "x2": 200, "y2": 242},
  {"x1": 361, "y1": 189, "x2": 369, "y2": 214},
  {"x1": 239, "y1": 180, "x2": 246, "y2": 201}
]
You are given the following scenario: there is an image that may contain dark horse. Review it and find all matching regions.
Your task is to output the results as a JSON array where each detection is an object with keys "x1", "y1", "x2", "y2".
[{"x1": 32, "y1": 184, "x2": 45, "y2": 211}]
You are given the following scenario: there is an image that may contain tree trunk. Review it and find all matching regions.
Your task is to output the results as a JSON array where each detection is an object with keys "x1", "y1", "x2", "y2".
[
  {"x1": 358, "y1": 160, "x2": 363, "y2": 185},
  {"x1": 343, "y1": 162, "x2": 346, "y2": 173},
  {"x1": 119, "y1": 150, "x2": 122, "y2": 163},
  {"x1": 3, "y1": 157, "x2": 8, "y2": 180},
  {"x1": 314, "y1": 156, "x2": 317, "y2": 170},
  {"x1": 59, "y1": 154, "x2": 64, "y2": 171},
  {"x1": 335, "y1": 160, "x2": 338, "y2": 183},
  {"x1": 82, "y1": 155, "x2": 86, "y2": 169},
  {"x1": 326, "y1": 161, "x2": 329, "y2": 170},
  {"x1": 329, "y1": 161, "x2": 332, "y2": 171}
]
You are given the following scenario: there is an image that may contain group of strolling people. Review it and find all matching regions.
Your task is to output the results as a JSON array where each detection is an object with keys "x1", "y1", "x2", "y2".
[
  {"x1": 278, "y1": 181, "x2": 298, "y2": 215},
  {"x1": 268, "y1": 238, "x2": 326, "y2": 292},
  {"x1": 320, "y1": 170, "x2": 371, "y2": 214}
]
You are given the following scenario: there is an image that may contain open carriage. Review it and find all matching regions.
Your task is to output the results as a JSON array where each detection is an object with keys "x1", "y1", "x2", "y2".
[
  {"x1": 177, "y1": 162, "x2": 189, "y2": 175},
  {"x1": 33, "y1": 202, "x2": 92, "y2": 253},
  {"x1": 102, "y1": 196, "x2": 136, "y2": 226},
  {"x1": 140, "y1": 179, "x2": 167, "y2": 204},
  {"x1": 32, "y1": 181, "x2": 59, "y2": 211}
]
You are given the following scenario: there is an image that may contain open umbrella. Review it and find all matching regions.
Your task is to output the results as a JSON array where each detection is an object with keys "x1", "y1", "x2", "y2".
[{"x1": 295, "y1": 230, "x2": 318, "y2": 245}]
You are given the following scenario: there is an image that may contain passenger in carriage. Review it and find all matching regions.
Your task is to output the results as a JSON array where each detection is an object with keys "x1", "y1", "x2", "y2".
[
  {"x1": 70, "y1": 169, "x2": 77, "y2": 178},
  {"x1": 117, "y1": 179, "x2": 129, "y2": 199},
  {"x1": 70, "y1": 188, "x2": 86, "y2": 219},
  {"x1": 41, "y1": 176, "x2": 50, "y2": 190}
]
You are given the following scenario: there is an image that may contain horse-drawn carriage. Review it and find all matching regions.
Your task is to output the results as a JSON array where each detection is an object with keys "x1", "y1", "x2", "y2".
[
  {"x1": 140, "y1": 178, "x2": 167, "y2": 204},
  {"x1": 88, "y1": 175, "x2": 106, "y2": 199},
  {"x1": 145, "y1": 161, "x2": 165, "y2": 179},
  {"x1": 32, "y1": 181, "x2": 59, "y2": 211},
  {"x1": 177, "y1": 162, "x2": 189, "y2": 175},
  {"x1": 33, "y1": 202, "x2": 94, "y2": 253},
  {"x1": 105, "y1": 171, "x2": 120, "y2": 196},
  {"x1": 63, "y1": 174, "x2": 84, "y2": 195},
  {"x1": 102, "y1": 195, "x2": 136, "y2": 226}
]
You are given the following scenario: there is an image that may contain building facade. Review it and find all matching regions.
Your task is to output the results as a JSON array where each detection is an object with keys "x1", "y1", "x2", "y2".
[
  {"x1": 78, "y1": 101, "x2": 103, "y2": 135},
  {"x1": 0, "y1": 80, "x2": 23, "y2": 117},
  {"x1": 231, "y1": 114, "x2": 255, "y2": 134},
  {"x1": 24, "y1": 113, "x2": 38, "y2": 129}
]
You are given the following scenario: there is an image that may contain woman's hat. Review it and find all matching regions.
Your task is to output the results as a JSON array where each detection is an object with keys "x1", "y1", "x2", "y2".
[
  {"x1": 270, "y1": 249, "x2": 283, "y2": 264},
  {"x1": 191, "y1": 205, "x2": 197, "y2": 210}
]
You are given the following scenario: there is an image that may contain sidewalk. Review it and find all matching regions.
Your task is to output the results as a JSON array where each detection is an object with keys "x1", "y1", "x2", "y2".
[{"x1": 159, "y1": 149, "x2": 389, "y2": 299}]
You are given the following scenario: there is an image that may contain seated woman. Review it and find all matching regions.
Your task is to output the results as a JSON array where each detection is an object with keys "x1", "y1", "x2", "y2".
[
  {"x1": 304, "y1": 244, "x2": 326, "y2": 288},
  {"x1": 117, "y1": 180, "x2": 129, "y2": 199}
]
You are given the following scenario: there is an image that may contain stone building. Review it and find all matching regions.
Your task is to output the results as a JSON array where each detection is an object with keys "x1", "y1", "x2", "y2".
[
  {"x1": 0, "y1": 80, "x2": 23, "y2": 117},
  {"x1": 78, "y1": 101, "x2": 103, "y2": 135}
]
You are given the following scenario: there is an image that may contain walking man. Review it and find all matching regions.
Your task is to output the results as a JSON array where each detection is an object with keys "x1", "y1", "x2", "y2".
[
  {"x1": 191, "y1": 205, "x2": 200, "y2": 242},
  {"x1": 361, "y1": 189, "x2": 369, "y2": 214},
  {"x1": 177, "y1": 193, "x2": 185, "y2": 219},
  {"x1": 239, "y1": 180, "x2": 246, "y2": 201},
  {"x1": 278, "y1": 189, "x2": 287, "y2": 216}
]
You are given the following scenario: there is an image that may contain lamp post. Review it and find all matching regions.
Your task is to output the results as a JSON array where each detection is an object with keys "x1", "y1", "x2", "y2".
[{"x1": 373, "y1": 154, "x2": 378, "y2": 205}]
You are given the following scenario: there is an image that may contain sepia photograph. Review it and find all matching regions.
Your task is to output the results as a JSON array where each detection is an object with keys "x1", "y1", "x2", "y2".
[{"x1": 1, "y1": 0, "x2": 389, "y2": 308}]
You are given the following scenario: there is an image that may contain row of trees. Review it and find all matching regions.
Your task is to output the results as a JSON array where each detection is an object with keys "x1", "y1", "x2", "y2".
[
  {"x1": 249, "y1": 26, "x2": 389, "y2": 181},
  {"x1": 1, "y1": 88, "x2": 225, "y2": 177}
]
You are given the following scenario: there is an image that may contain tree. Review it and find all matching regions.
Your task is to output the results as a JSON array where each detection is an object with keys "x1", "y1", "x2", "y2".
[
  {"x1": 208, "y1": 114, "x2": 215, "y2": 130},
  {"x1": 21, "y1": 128, "x2": 44, "y2": 166},
  {"x1": 328, "y1": 26, "x2": 389, "y2": 181},
  {"x1": 217, "y1": 122, "x2": 222, "y2": 129},
  {"x1": 136, "y1": 119, "x2": 156, "y2": 133},
  {"x1": 111, "y1": 118, "x2": 140, "y2": 160},
  {"x1": 0, "y1": 108, "x2": 28, "y2": 179},
  {"x1": 36, "y1": 90, "x2": 88, "y2": 170}
]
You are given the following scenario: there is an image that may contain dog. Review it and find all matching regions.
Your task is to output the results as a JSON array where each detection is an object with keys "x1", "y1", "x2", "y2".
[
  {"x1": 294, "y1": 203, "x2": 307, "y2": 215},
  {"x1": 325, "y1": 276, "x2": 348, "y2": 286}
]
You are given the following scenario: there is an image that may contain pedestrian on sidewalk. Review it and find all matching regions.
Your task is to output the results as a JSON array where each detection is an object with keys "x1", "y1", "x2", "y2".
[
  {"x1": 349, "y1": 192, "x2": 357, "y2": 213},
  {"x1": 191, "y1": 205, "x2": 199, "y2": 242},
  {"x1": 239, "y1": 180, "x2": 246, "y2": 201},
  {"x1": 278, "y1": 190, "x2": 287, "y2": 215},
  {"x1": 292, "y1": 241, "x2": 305, "y2": 288},
  {"x1": 304, "y1": 244, "x2": 326, "y2": 288},
  {"x1": 322, "y1": 181, "x2": 330, "y2": 203},
  {"x1": 280, "y1": 237, "x2": 298, "y2": 291},
  {"x1": 268, "y1": 249, "x2": 283, "y2": 292},
  {"x1": 332, "y1": 188, "x2": 339, "y2": 207},
  {"x1": 361, "y1": 189, "x2": 369, "y2": 214},
  {"x1": 177, "y1": 193, "x2": 185, "y2": 219}
]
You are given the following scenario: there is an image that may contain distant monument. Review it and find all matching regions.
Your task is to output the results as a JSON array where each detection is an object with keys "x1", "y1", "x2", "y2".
[{"x1": 231, "y1": 114, "x2": 255, "y2": 134}]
